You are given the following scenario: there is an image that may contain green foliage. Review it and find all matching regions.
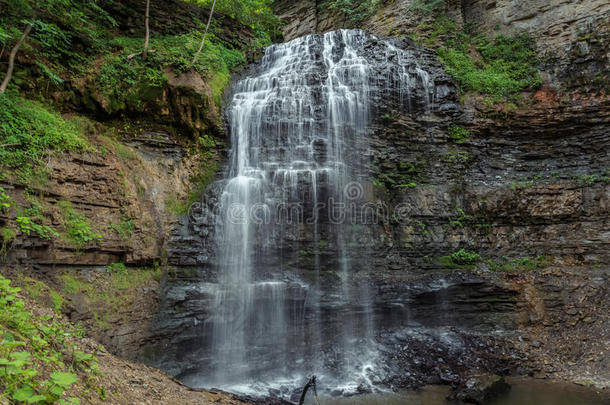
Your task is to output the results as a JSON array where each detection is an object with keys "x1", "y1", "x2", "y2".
[
  {"x1": 58, "y1": 200, "x2": 101, "y2": 248},
  {"x1": 448, "y1": 124, "x2": 469, "y2": 144},
  {"x1": 439, "y1": 248, "x2": 480, "y2": 269},
  {"x1": 443, "y1": 149, "x2": 470, "y2": 165},
  {"x1": 0, "y1": 0, "x2": 117, "y2": 91},
  {"x1": 1, "y1": 227, "x2": 17, "y2": 258},
  {"x1": 0, "y1": 275, "x2": 95, "y2": 404},
  {"x1": 191, "y1": 0, "x2": 280, "y2": 41},
  {"x1": 0, "y1": 187, "x2": 13, "y2": 214},
  {"x1": 16, "y1": 216, "x2": 58, "y2": 240},
  {"x1": 574, "y1": 172, "x2": 610, "y2": 186},
  {"x1": 106, "y1": 262, "x2": 127, "y2": 275},
  {"x1": 109, "y1": 216, "x2": 135, "y2": 240},
  {"x1": 327, "y1": 0, "x2": 380, "y2": 25},
  {"x1": 433, "y1": 18, "x2": 541, "y2": 100},
  {"x1": 449, "y1": 207, "x2": 472, "y2": 228},
  {"x1": 374, "y1": 160, "x2": 425, "y2": 190},
  {"x1": 0, "y1": 94, "x2": 90, "y2": 180},
  {"x1": 450, "y1": 248, "x2": 481, "y2": 265},
  {"x1": 488, "y1": 255, "x2": 551, "y2": 272},
  {"x1": 94, "y1": 32, "x2": 245, "y2": 112}
]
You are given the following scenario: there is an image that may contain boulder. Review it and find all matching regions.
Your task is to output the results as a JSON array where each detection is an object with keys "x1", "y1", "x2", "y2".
[{"x1": 451, "y1": 374, "x2": 510, "y2": 404}]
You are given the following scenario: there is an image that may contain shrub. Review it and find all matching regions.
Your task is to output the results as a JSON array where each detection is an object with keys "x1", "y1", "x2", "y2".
[
  {"x1": 0, "y1": 187, "x2": 13, "y2": 214},
  {"x1": 450, "y1": 248, "x2": 481, "y2": 265}
]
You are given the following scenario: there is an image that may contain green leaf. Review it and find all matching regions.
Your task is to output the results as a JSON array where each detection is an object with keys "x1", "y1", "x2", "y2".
[
  {"x1": 12, "y1": 386, "x2": 35, "y2": 402},
  {"x1": 27, "y1": 394, "x2": 47, "y2": 403},
  {"x1": 50, "y1": 371, "x2": 78, "y2": 388}
]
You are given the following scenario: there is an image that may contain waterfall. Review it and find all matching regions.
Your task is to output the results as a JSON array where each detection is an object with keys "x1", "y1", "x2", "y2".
[{"x1": 182, "y1": 29, "x2": 436, "y2": 396}]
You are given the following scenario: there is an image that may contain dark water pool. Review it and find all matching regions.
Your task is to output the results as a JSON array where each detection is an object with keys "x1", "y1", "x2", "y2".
[{"x1": 310, "y1": 379, "x2": 608, "y2": 405}]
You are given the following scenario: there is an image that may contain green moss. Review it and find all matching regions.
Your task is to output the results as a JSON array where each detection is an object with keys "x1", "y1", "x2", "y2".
[
  {"x1": 448, "y1": 124, "x2": 469, "y2": 144},
  {"x1": 374, "y1": 160, "x2": 425, "y2": 190},
  {"x1": 443, "y1": 149, "x2": 471, "y2": 165},
  {"x1": 106, "y1": 262, "x2": 127, "y2": 275}
]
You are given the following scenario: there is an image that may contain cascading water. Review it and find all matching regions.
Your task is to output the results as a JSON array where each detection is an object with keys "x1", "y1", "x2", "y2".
[{"x1": 179, "y1": 29, "x2": 436, "y2": 397}]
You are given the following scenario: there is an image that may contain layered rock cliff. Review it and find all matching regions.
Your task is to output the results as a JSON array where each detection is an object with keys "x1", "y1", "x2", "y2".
[{"x1": 142, "y1": 0, "x2": 610, "y2": 393}]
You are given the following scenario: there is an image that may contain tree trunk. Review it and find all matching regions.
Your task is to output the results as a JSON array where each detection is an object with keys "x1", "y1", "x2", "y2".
[
  {"x1": 143, "y1": 0, "x2": 151, "y2": 59},
  {"x1": 0, "y1": 23, "x2": 33, "y2": 94},
  {"x1": 192, "y1": 0, "x2": 216, "y2": 64}
]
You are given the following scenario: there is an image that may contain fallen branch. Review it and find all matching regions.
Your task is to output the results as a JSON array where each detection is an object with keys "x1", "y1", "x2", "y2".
[
  {"x1": 0, "y1": 143, "x2": 20, "y2": 149},
  {"x1": 299, "y1": 376, "x2": 320, "y2": 405}
]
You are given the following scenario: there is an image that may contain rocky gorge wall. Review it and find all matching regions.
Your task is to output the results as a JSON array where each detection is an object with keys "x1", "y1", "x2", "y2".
[
  {"x1": 1, "y1": 0, "x2": 606, "y2": 397},
  {"x1": 141, "y1": 0, "x2": 610, "y2": 394}
]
